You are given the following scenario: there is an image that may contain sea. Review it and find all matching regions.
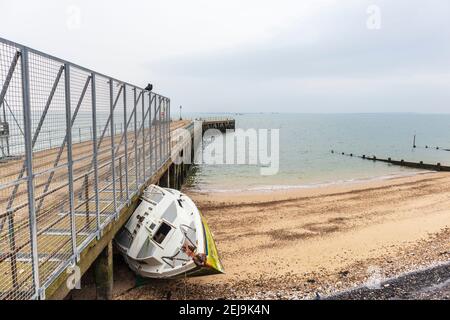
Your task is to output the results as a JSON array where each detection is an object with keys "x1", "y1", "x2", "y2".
[{"x1": 183, "y1": 113, "x2": 450, "y2": 192}]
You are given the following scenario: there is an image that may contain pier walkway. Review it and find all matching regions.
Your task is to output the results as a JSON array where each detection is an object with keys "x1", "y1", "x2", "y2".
[{"x1": 0, "y1": 37, "x2": 213, "y2": 299}]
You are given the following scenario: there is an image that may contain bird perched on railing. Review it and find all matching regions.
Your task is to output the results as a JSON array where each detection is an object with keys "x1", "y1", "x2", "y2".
[{"x1": 145, "y1": 83, "x2": 153, "y2": 91}]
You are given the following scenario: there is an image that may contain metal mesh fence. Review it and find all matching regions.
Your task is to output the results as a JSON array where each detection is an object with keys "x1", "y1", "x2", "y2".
[{"x1": 0, "y1": 37, "x2": 171, "y2": 300}]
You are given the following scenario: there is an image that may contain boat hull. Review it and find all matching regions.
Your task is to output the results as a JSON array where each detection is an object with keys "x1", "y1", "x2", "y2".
[{"x1": 115, "y1": 185, "x2": 224, "y2": 279}]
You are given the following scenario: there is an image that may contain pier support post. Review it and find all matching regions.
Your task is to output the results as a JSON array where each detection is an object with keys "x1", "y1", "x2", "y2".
[
  {"x1": 179, "y1": 164, "x2": 184, "y2": 185},
  {"x1": 176, "y1": 164, "x2": 181, "y2": 190},
  {"x1": 169, "y1": 164, "x2": 176, "y2": 190},
  {"x1": 159, "y1": 170, "x2": 169, "y2": 187},
  {"x1": 94, "y1": 240, "x2": 113, "y2": 300}
]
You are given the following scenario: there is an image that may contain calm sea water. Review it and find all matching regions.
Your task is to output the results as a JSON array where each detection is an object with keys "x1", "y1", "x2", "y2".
[{"x1": 184, "y1": 113, "x2": 450, "y2": 192}]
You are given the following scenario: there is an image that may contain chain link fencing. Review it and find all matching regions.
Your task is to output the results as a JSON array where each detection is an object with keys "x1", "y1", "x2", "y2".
[{"x1": 0, "y1": 37, "x2": 171, "y2": 299}]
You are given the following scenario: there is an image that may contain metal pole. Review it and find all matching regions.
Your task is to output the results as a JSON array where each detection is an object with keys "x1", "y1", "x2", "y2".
[
  {"x1": 164, "y1": 98, "x2": 167, "y2": 162},
  {"x1": 109, "y1": 80, "x2": 117, "y2": 216},
  {"x1": 153, "y1": 95, "x2": 157, "y2": 170},
  {"x1": 84, "y1": 174, "x2": 90, "y2": 227},
  {"x1": 163, "y1": 98, "x2": 166, "y2": 161},
  {"x1": 166, "y1": 99, "x2": 169, "y2": 160},
  {"x1": 164, "y1": 98, "x2": 168, "y2": 161},
  {"x1": 123, "y1": 84, "x2": 129, "y2": 201},
  {"x1": 1, "y1": 101, "x2": 10, "y2": 156},
  {"x1": 158, "y1": 97, "x2": 162, "y2": 167},
  {"x1": 64, "y1": 63, "x2": 77, "y2": 261},
  {"x1": 148, "y1": 92, "x2": 153, "y2": 176},
  {"x1": 168, "y1": 99, "x2": 171, "y2": 158},
  {"x1": 91, "y1": 73, "x2": 100, "y2": 237},
  {"x1": 164, "y1": 98, "x2": 169, "y2": 161},
  {"x1": 118, "y1": 156, "x2": 123, "y2": 200},
  {"x1": 21, "y1": 47, "x2": 40, "y2": 298},
  {"x1": 134, "y1": 88, "x2": 139, "y2": 189},
  {"x1": 0, "y1": 51, "x2": 20, "y2": 107},
  {"x1": 141, "y1": 90, "x2": 146, "y2": 180},
  {"x1": 156, "y1": 96, "x2": 159, "y2": 167}
]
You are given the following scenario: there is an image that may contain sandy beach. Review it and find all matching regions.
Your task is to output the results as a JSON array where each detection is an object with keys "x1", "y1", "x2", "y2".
[{"x1": 115, "y1": 172, "x2": 450, "y2": 299}]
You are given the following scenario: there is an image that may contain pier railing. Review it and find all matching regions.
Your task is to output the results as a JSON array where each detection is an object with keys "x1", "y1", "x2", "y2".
[{"x1": 0, "y1": 37, "x2": 170, "y2": 299}]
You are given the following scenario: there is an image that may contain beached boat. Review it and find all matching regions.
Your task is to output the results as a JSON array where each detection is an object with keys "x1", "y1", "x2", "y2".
[{"x1": 115, "y1": 185, "x2": 224, "y2": 279}]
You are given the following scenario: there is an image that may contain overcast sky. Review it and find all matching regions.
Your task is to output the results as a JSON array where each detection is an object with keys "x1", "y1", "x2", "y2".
[{"x1": 1, "y1": 0, "x2": 449, "y2": 113}]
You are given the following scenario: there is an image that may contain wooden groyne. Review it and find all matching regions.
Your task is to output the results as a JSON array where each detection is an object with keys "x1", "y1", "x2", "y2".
[
  {"x1": 412, "y1": 135, "x2": 450, "y2": 152},
  {"x1": 331, "y1": 150, "x2": 450, "y2": 172},
  {"x1": 414, "y1": 145, "x2": 450, "y2": 152}
]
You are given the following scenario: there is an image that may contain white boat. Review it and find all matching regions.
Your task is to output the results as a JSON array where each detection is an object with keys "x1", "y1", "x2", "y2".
[{"x1": 115, "y1": 185, "x2": 224, "y2": 279}]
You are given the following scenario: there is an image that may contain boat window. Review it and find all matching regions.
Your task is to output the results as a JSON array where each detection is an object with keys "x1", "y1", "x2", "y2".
[
  {"x1": 152, "y1": 222, "x2": 172, "y2": 244},
  {"x1": 145, "y1": 192, "x2": 164, "y2": 203},
  {"x1": 143, "y1": 187, "x2": 165, "y2": 203}
]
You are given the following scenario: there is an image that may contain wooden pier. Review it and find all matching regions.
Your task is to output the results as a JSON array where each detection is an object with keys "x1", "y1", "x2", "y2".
[
  {"x1": 0, "y1": 36, "x2": 238, "y2": 300},
  {"x1": 0, "y1": 117, "x2": 234, "y2": 300},
  {"x1": 200, "y1": 117, "x2": 235, "y2": 133}
]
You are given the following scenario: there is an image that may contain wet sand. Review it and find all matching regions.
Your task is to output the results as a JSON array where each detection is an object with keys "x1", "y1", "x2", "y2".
[{"x1": 116, "y1": 172, "x2": 450, "y2": 300}]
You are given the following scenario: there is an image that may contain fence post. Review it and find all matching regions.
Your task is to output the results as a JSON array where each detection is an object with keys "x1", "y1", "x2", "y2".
[
  {"x1": 142, "y1": 90, "x2": 146, "y2": 181},
  {"x1": 166, "y1": 98, "x2": 169, "y2": 160},
  {"x1": 118, "y1": 156, "x2": 123, "y2": 200},
  {"x1": 162, "y1": 98, "x2": 165, "y2": 161},
  {"x1": 153, "y1": 95, "x2": 156, "y2": 170},
  {"x1": 123, "y1": 84, "x2": 129, "y2": 201},
  {"x1": 164, "y1": 98, "x2": 167, "y2": 161},
  {"x1": 91, "y1": 73, "x2": 100, "y2": 238},
  {"x1": 168, "y1": 99, "x2": 171, "y2": 158},
  {"x1": 64, "y1": 63, "x2": 77, "y2": 263},
  {"x1": 149, "y1": 92, "x2": 153, "y2": 175},
  {"x1": 21, "y1": 47, "x2": 40, "y2": 298},
  {"x1": 109, "y1": 79, "x2": 117, "y2": 217},
  {"x1": 133, "y1": 88, "x2": 139, "y2": 189},
  {"x1": 158, "y1": 96, "x2": 162, "y2": 166}
]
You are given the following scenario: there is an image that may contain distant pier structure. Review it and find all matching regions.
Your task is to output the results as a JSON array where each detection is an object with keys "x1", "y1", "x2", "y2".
[
  {"x1": 0, "y1": 37, "x2": 232, "y2": 300},
  {"x1": 199, "y1": 117, "x2": 235, "y2": 133}
]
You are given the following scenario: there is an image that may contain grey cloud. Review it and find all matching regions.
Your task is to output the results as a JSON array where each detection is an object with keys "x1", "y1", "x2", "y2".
[{"x1": 150, "y1": 0, "x2": 450, "y2": 79}]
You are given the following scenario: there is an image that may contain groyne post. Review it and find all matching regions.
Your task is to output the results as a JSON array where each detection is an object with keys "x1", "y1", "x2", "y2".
[{"x1": 93, "y1": 241, "x2": 113, "y2": 300}]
